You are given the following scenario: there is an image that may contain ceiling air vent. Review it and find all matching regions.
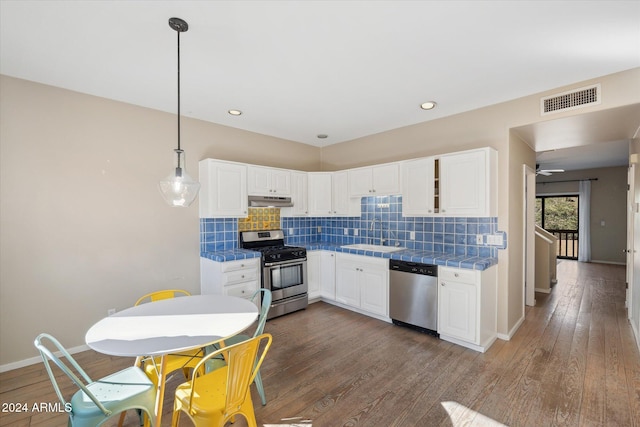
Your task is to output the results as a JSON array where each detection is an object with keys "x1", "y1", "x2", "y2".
[{"x1": 541, "y1": 83, "x2": 601, "y2": 115}]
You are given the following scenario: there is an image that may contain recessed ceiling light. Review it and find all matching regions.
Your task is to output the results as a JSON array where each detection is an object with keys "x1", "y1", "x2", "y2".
[
  {"x1": 228, "y1": 109, "x2": 242, "y2": 116},
  {"x1": 420, "y1": 101, "x2": 437, "y2": 110},
  {"x1": 317, "y1": 134, "x2": 328, "y2": 139}
]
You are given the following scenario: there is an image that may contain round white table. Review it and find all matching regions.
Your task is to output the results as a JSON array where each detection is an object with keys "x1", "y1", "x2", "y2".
[{"x1": 85, "y1": 294, "x2": 259, "y2": 426}]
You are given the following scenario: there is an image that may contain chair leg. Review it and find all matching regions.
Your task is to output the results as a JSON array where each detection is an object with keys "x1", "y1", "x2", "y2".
[
  {"x1": 254, "y1": 371, "x2": 267, "y2": 406},
  {"x1": 117, "y1": 411, "x2": 127, "y2": 427},
  {"x1": 171, "y1": 408, "x2": 180, "y2": 427}
]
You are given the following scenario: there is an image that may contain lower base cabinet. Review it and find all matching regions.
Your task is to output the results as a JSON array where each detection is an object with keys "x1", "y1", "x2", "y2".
[
  {"x1": 438, "y1": 265, "x2": 497, "y2": 352},
  {"x1": 307, "y1": 251, "x2": 336, "y2": 300},
  {"x1": 200, "y1": 257, "x2": 260, "y2": 300},
  {"x1": 335, "y1": 253, "x2": 388, "y2": 318}
]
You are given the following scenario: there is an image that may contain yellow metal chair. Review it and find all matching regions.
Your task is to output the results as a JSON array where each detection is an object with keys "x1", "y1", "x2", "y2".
[
  {"x1": 205, "y1": 288, "x2": 272, "y2": 405},
  {"x1": 134, "y1": 289, "x2": 190, "y2": 306},
  {"x1": 171, "y1": 333, "x2": 273, "y2": 427},
  {"x1": 135, "y1": 289, "x2": 202, "y2": 385}
]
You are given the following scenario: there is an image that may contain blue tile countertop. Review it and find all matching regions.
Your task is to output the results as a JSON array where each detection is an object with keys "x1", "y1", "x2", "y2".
[
  {"x1": 303, "y1": 242, "x2": 497, "y2": 271},
  {"x1": 200, "y1": 244, "x2": 497, "y2": 270},
  {"x1": 200, "y1": 249, "x2": 262, "y2": 262}
]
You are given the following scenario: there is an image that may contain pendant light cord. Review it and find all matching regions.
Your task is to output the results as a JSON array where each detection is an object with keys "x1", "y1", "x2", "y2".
[{"x1": 176, "y1": 29, "x2": 181, "y2": 152}]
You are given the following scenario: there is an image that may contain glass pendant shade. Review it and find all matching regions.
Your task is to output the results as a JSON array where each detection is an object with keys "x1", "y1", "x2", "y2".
[
  {"x1": 159, "y1": 17, "x2": 200, "y2": 207},
  {"x1": 158, "y1": 149, "x2": 200, "y2": 207}
]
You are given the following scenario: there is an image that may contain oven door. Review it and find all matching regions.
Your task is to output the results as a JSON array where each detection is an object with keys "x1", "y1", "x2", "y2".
[{"x1": 263, "y1": 259, "x2": 307, "y2": 301}]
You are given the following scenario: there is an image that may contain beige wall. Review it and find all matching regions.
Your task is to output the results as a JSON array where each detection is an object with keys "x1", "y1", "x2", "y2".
[
  {"x1": 320, "y1": 68, "x2": 640, "y2": 337},
  {"x1": 536, "y1": 166, "x2": 628, "y2": 264},
  {"x1": 0, "y1": 76, "x2": 319, "y2": 366},
  {"x1": 1, "y1": 67, "x2": 639, "y2": 366}
]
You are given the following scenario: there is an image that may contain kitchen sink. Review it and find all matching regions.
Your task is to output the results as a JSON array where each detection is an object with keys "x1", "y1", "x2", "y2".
[{"x1": 341, "y1": 244, "x2": 406, "y2": 253}]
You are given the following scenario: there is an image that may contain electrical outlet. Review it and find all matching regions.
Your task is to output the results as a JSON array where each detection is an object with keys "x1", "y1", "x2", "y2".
[
  {"x1": 476, "y1": 234, "x2": 483, "y2": 244},
  {"x1": 288, "y1": 228, "x2": 294, "y2": 235},
  {"x1": 410, "y1": 231, "x2": 416, "y2": 240},
  {"x1": 487, "y1": 234, "x2": 504, "y2": 245},
  {"x1": 344, "y1": 228, "x2": 349, "y2": 235},
  {"x1": 107, "y1": 308, "x2": 116, "y2": 316},
  {"x1": 353, "y1": 229, "x2": 359, "y2": 236},
  {"x1": 317, "y1": 226, "x2": 322, "y2": 233}
]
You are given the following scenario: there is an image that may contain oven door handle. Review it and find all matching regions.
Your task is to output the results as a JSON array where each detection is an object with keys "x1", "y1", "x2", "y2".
[{"x1": 263, "y1": 258, "x2": 307, "y2": 267}]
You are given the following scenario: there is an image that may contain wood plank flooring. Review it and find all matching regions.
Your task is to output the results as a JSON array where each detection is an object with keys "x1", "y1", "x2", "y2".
[{"x1": 1, "y1": 261, "x2": 638, "y2": 426}]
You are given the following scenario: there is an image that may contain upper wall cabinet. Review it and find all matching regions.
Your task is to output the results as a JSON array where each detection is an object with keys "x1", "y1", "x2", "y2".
[
  {"x1": 307, "y1": 172, "x2": 360, "y2": 217},
  {"x1": 348, "y1": 163, "x2": 400, "y2": 197},
  {"x1": 281, "y1": 171, "x2": 308, "y2": 217},
  {"x1": 401, "y1": 157, "x2": 436, "y2": 215},
  {"x1": 307, "y1": 172, "x2": 334, "y2": 216},
  {"x1": 439, "y1": 148, "x2": 497, "y2": 217},
  {"x1": 401, "y1": 148, "x2": 497, "y2": 217},
  {"x1": 333, "y1": 171, "x2": 361, "y2": 217},
  {"x1": 199, "y1": 159, "x2": 248, "y2": 218},
  {"x1": 247, "y1": 165, "x2": 291, "y2": 196}
]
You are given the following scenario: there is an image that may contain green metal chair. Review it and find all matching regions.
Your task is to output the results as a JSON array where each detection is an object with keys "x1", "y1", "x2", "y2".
[
  {"x1": 34, "y1": 333, "x2": 157, "y2": 427},
  {"x1": 205, "y1": 288, "x2": 272, "y2": 405}
]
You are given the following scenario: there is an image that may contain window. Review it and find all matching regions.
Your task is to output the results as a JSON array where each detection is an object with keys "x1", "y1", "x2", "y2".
[{"x1": 536, "y1": 195, "x2": 579, "y2": 259}]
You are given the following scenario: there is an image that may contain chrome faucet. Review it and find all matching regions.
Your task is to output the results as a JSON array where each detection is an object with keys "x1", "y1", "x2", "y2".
[{"x1": 369, "y1": 219, "x2": 385, "y2": 245}]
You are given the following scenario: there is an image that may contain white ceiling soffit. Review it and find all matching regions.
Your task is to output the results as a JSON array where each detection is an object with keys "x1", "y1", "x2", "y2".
[{"x1": 1, "y1": 1, "x2": 639, "y2": 147}]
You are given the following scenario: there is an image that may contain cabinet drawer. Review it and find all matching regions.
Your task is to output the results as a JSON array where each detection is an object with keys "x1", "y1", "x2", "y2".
[
  {"x1": 224, "y1": 281, "x2": 258, "y2": 299},
  {"x1": 221, "y1": 258, "x2": 258, "y2": 273},
  {"x1": 439, "y1": 267, "x2": 478, "y2": 285},
  {"x1": 222, "y1": 269, "x2": 258, "y2": 285}
]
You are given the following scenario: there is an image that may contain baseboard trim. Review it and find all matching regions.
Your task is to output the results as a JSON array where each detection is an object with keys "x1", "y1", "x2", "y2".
[
  {"x1": 589, "y1": 260, "x2": 626, "y2": 266},
  {"x1": 535, "y1": 287, "x2": 552, "y2": 294},
  {"x1": 0, "y1": 344, "x2": 90, "y2": 373},
  {"x1": 497, "y1": 314, "x2": 525, "y2": 341}
]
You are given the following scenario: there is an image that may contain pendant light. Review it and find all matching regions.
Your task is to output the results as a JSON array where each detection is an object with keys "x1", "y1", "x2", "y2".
[{"x1": 158, "y1": 17, "x2": 200, "y2": 207}]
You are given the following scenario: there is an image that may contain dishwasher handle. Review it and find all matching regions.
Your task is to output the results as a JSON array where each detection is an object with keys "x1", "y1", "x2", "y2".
[{"x1": 389, "y1": 259, "x2": 437, "y2": 277}]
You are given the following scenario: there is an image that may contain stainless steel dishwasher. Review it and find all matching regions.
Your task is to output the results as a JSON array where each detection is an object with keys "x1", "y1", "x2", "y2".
[{"x1": 389, "y1": 259, "x2": 438, "y2": 335}]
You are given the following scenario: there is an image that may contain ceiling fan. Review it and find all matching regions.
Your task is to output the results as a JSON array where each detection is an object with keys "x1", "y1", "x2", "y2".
[{"x1": 536, "y1": 164, "x2": 565, "y2": 176}]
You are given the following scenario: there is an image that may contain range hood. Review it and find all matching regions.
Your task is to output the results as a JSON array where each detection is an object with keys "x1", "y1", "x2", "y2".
[{"x1": 248, "y1": 195, "x2": 293, "y2": 207}]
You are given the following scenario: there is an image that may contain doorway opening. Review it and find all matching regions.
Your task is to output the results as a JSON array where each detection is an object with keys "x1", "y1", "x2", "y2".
[{"x1": 536, "y1": 195, "x2": 579, "y2": 260}]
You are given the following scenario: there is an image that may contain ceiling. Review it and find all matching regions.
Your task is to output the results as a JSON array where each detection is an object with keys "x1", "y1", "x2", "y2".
[{"x1": 1, "y1": 1, "x2": 639, "y2": 168}]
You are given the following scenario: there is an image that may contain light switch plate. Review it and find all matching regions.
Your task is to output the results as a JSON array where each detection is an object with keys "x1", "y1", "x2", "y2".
[{"x1": 476, "y1": 234, "x2": 483, "y2": 244}]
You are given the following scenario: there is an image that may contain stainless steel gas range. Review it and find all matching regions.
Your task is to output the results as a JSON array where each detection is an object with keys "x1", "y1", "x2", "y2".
[{"x1": 239, "y1": 230, "x2": 308, "y2": 319}]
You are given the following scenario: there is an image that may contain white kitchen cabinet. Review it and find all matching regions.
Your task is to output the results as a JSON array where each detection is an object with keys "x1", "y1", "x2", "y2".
[
  {"x1": 247, "y1": 165, "x2": 291, "y2": 196},
  {"x1": 401, "y1": 157, "x2": 436, "y2": 216},
  {"x1": 307, "y1": 250, "x2": 336, "y2": 301},
  {"x1": 348, "y1": 163, "x2": 400, "y2": 197},
  {"x1": 307, "y1": 172, "x2": 360, "y2": 217},
  {"x1": 307, "y1": 172, "x2": 333, "y2": 216},
  {"x1": 200, "y1": 257, "x2": 260, "y2": 300},
  {"x1": 335, "y1": 253, "x2": 388, "y2": 317},
  {"x1": 319, "y1": 252, "x2": 336, "y2": 300},
  {"x1": 199, "y1": 159, "x2": 248, "y2": 218},
  {"x1": 438, "y1": 265, "x2": 497, "y2": 352},
  {"x1": 439, "y1": 148, "x2": 497, "y2": 217},
  {"x1": 281, "y1": 171, "x2": 308, "y2": 217},
  {"x1": 332, "y1": 171, "x2": 361, "y2": 217}
]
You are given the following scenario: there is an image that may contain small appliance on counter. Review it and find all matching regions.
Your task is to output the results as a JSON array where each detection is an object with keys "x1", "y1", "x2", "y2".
[{"x1": 239, "y1": 229, "x2": 307, "y2": 319}]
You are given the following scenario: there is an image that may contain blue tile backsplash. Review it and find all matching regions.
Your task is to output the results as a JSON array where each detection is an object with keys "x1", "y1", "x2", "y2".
[{"x1": 201, "y1": 195, "x2": 505, "y2": 259}]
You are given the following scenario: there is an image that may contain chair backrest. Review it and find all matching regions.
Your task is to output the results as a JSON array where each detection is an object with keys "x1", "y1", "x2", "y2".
[
  {"x1": 252, "y1": 288, "x2": 272, "y2": 338},
  {"x1": 135, "y1": 289, "x2": 191, "y2": 306},
  {"x1": 33, "y1": 333, "x2": 111, "y2": 416},
  {"x1": 191, "y1": 333, "x2": 272, "y2": 413}
]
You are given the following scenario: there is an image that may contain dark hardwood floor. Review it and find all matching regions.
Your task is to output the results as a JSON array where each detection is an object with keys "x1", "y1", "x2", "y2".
[{"x1": 1, "y1": 261, "x2": 639, "y2": 426}]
